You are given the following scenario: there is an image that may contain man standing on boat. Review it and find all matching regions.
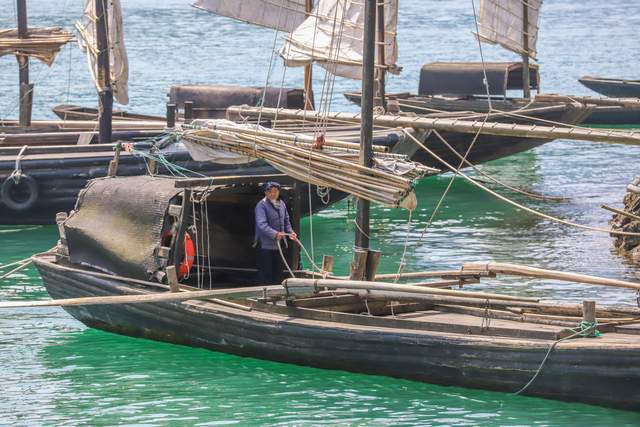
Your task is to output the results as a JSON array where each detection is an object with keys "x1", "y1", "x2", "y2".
[{"x1": 255, "y1": 181, "x2": 297, "y2": 284}]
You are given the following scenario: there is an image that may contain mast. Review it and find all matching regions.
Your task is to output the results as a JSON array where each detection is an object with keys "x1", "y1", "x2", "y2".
[
  {"x1": 521, "y1": 0, "x2": 531, "y2": 99},
  {"x1": 16, "y1": 0, "x2": 32, "y2": 126},
  {"x1": 96, "y1": 0, "x2": 112, "y2": 143},
  {"x1": 355, "y1": 0, "x2": 376, "y2": 250},
  {"x1": 376, "y1": 0, "x2": 386, "y2": 110},
  {"x1": 303, "y1": 0, "x2": 314, "y2": 110}
]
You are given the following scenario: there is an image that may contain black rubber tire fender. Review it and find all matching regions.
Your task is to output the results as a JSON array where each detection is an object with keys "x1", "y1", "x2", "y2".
[{"x1": 1, "y1": 174, "x2": 39, "y2": 211}]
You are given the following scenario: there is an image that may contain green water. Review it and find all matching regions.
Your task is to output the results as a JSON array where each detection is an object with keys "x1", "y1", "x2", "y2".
[{"x1": 2, "y1": 0, "x2": 640, "y2": 424}]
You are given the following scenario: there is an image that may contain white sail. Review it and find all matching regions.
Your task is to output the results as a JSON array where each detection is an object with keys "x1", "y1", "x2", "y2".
[
  {"x1": 76, "y1": 0, "x2": 129, "y2": 105},
  {"x1": 476, "y1": 0, "x2": 542, "y2": 59},
  {"x1": 279, "y1": 0, "x2": 399, "y2": 80},
  {"x1": 193, "y1": 0, "x2": 308, "y2": 32}
]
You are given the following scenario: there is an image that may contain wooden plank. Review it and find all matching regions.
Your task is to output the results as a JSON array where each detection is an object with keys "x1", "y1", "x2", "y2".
[
  {"x1": 248, "y1": 300, "x2": 561, "y2": 340},
  {"x1": 601, "y1": 204, "x2": 640, "y2": 222},
  {"x1": 166, "y1": 266, "x2": 180, "y2": 293},
  {"x1": 349, "y1": 250, "x2": 368, "y2": 281},
  {"x1": 321, "y1": 255, "x2": 335, "y2": 273}
]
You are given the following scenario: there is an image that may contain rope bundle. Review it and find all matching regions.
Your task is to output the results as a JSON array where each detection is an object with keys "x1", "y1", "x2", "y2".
[
  {"x1": 0, "y1": 27, "x2": 74, "y2": 65},
  {"x1": 180, "y1": 122, "x2": 436, "y2": 209}
]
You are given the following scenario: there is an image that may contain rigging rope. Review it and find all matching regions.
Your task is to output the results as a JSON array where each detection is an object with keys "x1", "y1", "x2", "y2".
[
  {"x1": 395, "y1": 114, "x2": 491, "y2": 277},
  {"x1": 403, "y1": 129, "x2": 640, "y2": 237},
  {"x1": 514, "y1": 322, "x2": 599, "y2": 395},
  {"x1": 431, "y1": 129, "x2": 567, "y2": 201}
]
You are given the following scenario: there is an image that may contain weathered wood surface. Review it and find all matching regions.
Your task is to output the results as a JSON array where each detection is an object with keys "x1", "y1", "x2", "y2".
[
  {"x1": 284, "y1": 278, "x2": 539, "y2": 302},
  {"x1": 0, "y1": 287, "x2": 266, "y2": 309},
  {"x1": 601, "y1": 204, "x2": 640, "y2": 222},
  {"x1": 30, "y1": 255, "x2": 640, "y2": 410},
  {"x1": 463, "y1": 262, "x2": 640, "y2": 291}
]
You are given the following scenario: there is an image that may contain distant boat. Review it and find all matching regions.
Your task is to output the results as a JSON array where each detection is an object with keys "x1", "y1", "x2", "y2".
[
  {"x1": 52, "y1": 104, "x2": 163, "y2": 122},
  {"x1": 579, "y1": 76, "x2": 640, "y2": 98},
  {"x1": 345, "y1": 61, "x2": 640, "y2": 127}
]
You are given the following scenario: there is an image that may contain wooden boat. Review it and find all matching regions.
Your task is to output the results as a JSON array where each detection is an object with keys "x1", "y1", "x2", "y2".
[
  {"x1": 345, "y1": 62, "x2": 640, "y2": 126},
  {"x1": 52, "y1": 86, "x2": 308, "y2": 122},
  {"x1": 344, "y1": 65, "x2": 591, "y2": 169},
  {"x1": 579, "y1": 76, "x2": 640, "y2": 98},
  {"x1": 25, "y1": 175, "x2": 640, "y2": 411},
  {"x1": 52, "y1": 104, "x2": 164, "y2": 122}
]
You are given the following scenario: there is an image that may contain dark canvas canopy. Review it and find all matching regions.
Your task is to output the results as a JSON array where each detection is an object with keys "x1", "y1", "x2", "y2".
[
  {"x1": 418, "y1": 62, "x2": 540, "y2": 97},
  {"x1": 168, "y1": 85, "x2": 306, "y2": 119},
  {"x1": 64, "y1": 176, "x2": 182, "y2": 280}
]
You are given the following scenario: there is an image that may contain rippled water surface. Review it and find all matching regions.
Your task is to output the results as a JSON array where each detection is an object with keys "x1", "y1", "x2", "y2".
[{"x1": 2, "y1": 0, "x2": 640, "y2": 425}]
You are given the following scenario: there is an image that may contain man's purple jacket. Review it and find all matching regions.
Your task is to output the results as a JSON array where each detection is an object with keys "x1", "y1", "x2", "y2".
[{"x1": 254, "y1": 198, "x2": 293, "y2": 250}]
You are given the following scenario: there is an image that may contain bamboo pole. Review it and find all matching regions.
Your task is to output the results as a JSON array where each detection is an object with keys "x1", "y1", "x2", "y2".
[
  {"x1": 601, "y1": 204, "x2": 640, "y2": 222},
  {"x1": 227, "y1": 106, "x2": 640, "y2": 146},
  {"x1": 0, "y1": 259, "x2": 31, "y2": 280},
  {"x1": 192, "y1": 122, "x2": 389, "y2": 152},
  {"x1": 283, "y1": 278, "x2": 540, "y2": 303},
  {"x1": 462, "y1": 262, "x2": 640, "y2": 291},
  {"x1": 0, "y1": 289, "x2": 256, "y2": 309}
]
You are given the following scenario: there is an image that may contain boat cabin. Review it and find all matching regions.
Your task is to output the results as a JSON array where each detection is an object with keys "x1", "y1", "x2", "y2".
[
  {"x1": 61, "y1": 175, "x2": 302, "y2": 287},
  {"x1": 167, "y1": 85, "x2": 307, "y2": 120},
  {"x1": 418, "y1": 61, "x2": 540, "y2": 99}
]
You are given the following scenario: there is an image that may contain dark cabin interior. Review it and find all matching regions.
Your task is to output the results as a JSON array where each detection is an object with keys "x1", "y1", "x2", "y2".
[{"x1": 165, "y1": 183, "x2": 300, "y2": 288}]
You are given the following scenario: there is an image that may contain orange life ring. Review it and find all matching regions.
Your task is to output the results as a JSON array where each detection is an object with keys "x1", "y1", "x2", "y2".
[{"x1": 179, "y1": 232, "x2": 195, "y2": 279}]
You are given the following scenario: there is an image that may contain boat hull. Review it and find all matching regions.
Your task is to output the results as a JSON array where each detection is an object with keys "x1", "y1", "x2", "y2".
[
  {"x1": 34, "y1": 257, "x2": 640, "y2": 411},
  {"x1": 579, "y1": 77, "x2": 640, "y2": 98},
  {"x1": 344, "y1": 93, "x2": 588, "y2": 166},
  {"x1": 346, "y1": 91, "x2": 640, "y2": 126}
]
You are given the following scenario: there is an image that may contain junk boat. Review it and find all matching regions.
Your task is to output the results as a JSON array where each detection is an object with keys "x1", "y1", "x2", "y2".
[
  {"x1": 21, "y1": 174, "x2": 640, "y2": 412},
  {"x1": 345, "y1": 61, "x2": 640, "y2": 127},
  {"x1": 579, "y1": 76, "x2": 640, "y2": 99}
]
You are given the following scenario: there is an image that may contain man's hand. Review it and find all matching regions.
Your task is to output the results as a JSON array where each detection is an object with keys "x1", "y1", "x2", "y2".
[
  {"x1": 289, "y1": 231, "x2": 298, "y2": 241},
  {"x1": 276, "y1": 232, "x2": 285, "y2": 241}
]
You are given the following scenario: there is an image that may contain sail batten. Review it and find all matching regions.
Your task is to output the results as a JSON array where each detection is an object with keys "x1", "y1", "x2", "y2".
[
  {"x1": 279, "y1": 0, "x2": 399, "y2": 80},
  {"x1": 193, "y1": 0, "x2": 308, "y2": 32},
  {"x1": 77, "y1": 0, "x2": 129, "y2": 105},
  {"x1": 475, "y1": 0, "x2": 542, "y2": 59}
]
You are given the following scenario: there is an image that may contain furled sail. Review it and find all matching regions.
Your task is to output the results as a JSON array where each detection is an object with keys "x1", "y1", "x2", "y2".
[
  {"x1": 279, "y1": 0, "x2": 399, "y2": 80},
  {"x1": 0, "y1": 27, "x2": 73, "y2": 65},
  {"x1": 475, "y1": 0, "x2": 542, "y2": 59},
  {"x1": 192, "y1": 0, "x2": 308, "y2": 32},
  {"x1": 76, "y1": 0, "x2": 129, "y2": 105}
]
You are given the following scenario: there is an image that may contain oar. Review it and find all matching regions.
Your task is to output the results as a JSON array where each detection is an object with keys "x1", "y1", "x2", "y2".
[
  {"x1": 0, "y1": 259, "x2": 32, "y2": 280},
  {"x1": 463, "y1": 262, "x2": 640, "y2": 291},
  {"x1": 0, "y1": 287, "x2": 279, "y2": 310}
]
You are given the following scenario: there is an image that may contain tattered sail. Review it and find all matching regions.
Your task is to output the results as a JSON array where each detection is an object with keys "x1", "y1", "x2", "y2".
[
  {"x1": 279, "y1": 0, "x2": 399, "y2": 80},
  {"x1": 76, "y1": 0, "x2": 129, "y2": 105},
  {"x1": 0, "y1": 27, "x2": 73, "y2": 66},
  {"x1": 475, "y1": 0, "x2": 542, "y2": 59},
  {"x1": 193, "y1": 0, "x2": 308, "y2": 32}
]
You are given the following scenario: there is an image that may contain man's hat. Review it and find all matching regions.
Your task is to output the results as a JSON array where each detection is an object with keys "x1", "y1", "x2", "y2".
[{"x1": 264, "y1": 181, "x2": 281, "y2": 191}]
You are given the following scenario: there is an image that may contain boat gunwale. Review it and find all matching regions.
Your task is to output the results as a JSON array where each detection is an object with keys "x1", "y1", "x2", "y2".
[{"x1": 32, "y1": 254, "x2": 640, "y2": 351}]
